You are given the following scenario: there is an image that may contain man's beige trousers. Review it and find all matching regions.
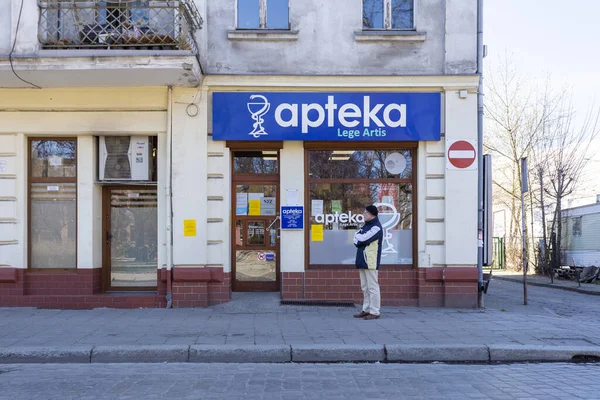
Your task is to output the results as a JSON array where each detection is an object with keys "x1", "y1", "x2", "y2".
[{"x1": 359, "y1": 269, "x2": 380, "y2": 316}]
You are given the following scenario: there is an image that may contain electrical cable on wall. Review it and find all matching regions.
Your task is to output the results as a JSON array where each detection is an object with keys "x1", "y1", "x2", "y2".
[{"x1": 10, "y1": 0, "x2": 42, "y2": 89}]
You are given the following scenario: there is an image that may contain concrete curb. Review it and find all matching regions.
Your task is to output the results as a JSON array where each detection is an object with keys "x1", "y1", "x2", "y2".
[
  {"x1": 190, "y1": 345, "x2": 291, "y2": 363},
  {"x1": 91, "y1": 345, "x2": 189, "y2": 363},
  {"x1": 493, "y1": 276, "x2": 600, "y2": 296},
  {"x1": 386, "y1": 344, "x2": 489, "y2": 362},
  {"x1": 0, "y1": 346, "x2": 92, "y2": 364},
  {"x1": 1, "y1": 344, "x2": 600, "y2": 364},
  {"x1": 488, "y1": 345, "x2": 600, "y2": 362},
  {"x1": 292, "y1": 344, "x2": 385, "y2": 363}
]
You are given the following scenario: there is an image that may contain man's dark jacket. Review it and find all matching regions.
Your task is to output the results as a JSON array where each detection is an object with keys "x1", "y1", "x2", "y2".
[{"x1": 353, "y1": 217, "x2": 383, "y2": 270}]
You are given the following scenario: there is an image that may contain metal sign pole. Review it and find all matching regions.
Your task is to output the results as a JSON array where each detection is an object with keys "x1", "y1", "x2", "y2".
[{"x1": 521, "y1": 157, "x2": 529, "y2": 305}]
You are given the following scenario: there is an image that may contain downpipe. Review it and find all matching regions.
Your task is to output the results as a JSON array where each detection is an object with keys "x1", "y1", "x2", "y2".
[
  {"x1": 166, "y1": 86, "x2": 174, "y2": 308},
  {"x1": 476, "y1": 0, "x2": 485, "y2": 307}
]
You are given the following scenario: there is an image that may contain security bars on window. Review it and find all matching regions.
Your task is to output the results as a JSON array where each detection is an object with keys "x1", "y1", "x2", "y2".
[{"x1": 38, "y1": 0, "x2": 202, "y2": 51}]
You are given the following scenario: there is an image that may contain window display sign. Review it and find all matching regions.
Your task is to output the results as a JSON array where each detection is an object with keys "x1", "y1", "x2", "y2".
[
  {"x1": 261, "y1": 197, "x2": 276, "y2": 216},
  {"x1": 331, "y1": 200, "x2": 342, "y2": 214},
  {"x1": 311, "y1": 224, "x2": 324, "y2": 242},
  {"x1": 236, "y1": 193, "x2": 248, "y2": 215},
  {"x1": 311, "y1": 199, "x2": 323, "y2": 216},
  {"x1": 248, "y1": 200, "x2": 261, "y2": 216},
  {"x1": 213, "y1": 92, "x2": 441, "y2": 141},
  {"x1": 281, "y1": 206, "x2": 304, "y2": 230}
]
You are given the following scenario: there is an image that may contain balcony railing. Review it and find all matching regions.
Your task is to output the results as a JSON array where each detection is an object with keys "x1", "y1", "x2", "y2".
[{"x1": 38, "y1": 1, "x2": 202, "y2": 52}]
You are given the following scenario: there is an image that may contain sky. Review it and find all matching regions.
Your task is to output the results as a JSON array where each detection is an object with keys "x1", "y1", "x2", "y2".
[{"x1": 484, "y1": 0, "x2": 600, "y2": 206}]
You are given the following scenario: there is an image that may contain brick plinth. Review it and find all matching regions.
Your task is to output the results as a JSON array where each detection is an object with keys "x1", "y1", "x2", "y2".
[
  {"x1": 282, "y1": 267, "x2": 479, "y2": 308},
  {"x1": 171, "y1": 267, "x2": 230, "y2": 308},
  {"x1": 0, "y1": 268, "x2": 166, "y2": 309}
]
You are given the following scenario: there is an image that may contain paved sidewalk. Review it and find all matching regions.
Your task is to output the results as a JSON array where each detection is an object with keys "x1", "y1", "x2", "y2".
[
  {"x1": 1, "y1": 279, "x2": 599, "y2": 363},
  {"x1": 494, "y1": 271, "x2": 600, "y2": 295}
]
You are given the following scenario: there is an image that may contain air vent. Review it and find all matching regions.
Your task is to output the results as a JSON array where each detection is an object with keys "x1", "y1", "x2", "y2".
[
  {"x1": 104, "y1": 137, "x2": 132, "y2": 179},
  {"x1": 99, "y1": 136, "x2": 151, "y2": 181}
]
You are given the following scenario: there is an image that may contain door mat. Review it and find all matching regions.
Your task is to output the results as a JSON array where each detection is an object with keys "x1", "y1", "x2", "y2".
[{"x1": 280, "y1": 300, "x2": 355, "y2": 308}]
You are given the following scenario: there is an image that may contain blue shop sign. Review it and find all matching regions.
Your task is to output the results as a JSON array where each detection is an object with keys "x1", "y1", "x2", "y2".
[
  {"x1": 281, "y1": 206, "x2": 304, "y2": 230},
  {"x1": 212, "y1": 92, "x2": 441, "y2": 141}
]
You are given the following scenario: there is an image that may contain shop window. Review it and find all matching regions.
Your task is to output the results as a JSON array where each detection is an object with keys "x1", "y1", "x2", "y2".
[
  {"x1": 237, "y1": 0, "x2": 290, "y2": 29},
  {"x1": 29, "y1": 139, "x2": 77, "y2": 269},
  {"x1": 363, "y1": 0, "x2": 414, "y2": 30},
  {"x1": 308, "y1": 149, "x2": 414, "y2": 267}
]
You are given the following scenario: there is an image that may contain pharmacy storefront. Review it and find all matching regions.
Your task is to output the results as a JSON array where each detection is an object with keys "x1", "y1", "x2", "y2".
[
  {"x1": 210, "y1": 83, "x2": 480, "y2": 308},
  {"x1": 0, "y1": 78, "x2": 480, "y2": 309}
]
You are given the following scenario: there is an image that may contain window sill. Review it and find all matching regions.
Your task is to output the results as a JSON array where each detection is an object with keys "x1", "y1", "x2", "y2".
[
  {"x1": 227, "y1": 29, "x2": 299, "y2": 41},
  {"x1": 354, "y1": 30, "x2": 426, "y2": 42}
]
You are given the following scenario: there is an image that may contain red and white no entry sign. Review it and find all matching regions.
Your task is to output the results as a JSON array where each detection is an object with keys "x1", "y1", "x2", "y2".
[
  {"x1": 447, "y1": 140, "x2": 476, "y2": 169},
  {"x1": 257, "y1": 252, "x2": 266, "y2": 261}
]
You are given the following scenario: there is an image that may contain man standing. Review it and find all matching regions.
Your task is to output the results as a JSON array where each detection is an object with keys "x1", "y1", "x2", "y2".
[{"x1": 353, "y1": 205, "x2": 383, "y2": 320}]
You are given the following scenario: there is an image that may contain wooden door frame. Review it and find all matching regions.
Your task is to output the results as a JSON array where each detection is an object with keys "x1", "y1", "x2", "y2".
[
  {"x1": 232, "y1": 215, "x2": 281, "y2": 292},
  {"x1": 101, "y1": 184, "x2": 158, "y2": 292},
  {"x1": 230, "y1": 149, "x2": 281, "y2": 292}
]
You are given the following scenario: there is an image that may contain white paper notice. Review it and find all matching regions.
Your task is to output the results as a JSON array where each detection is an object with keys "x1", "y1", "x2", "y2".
[
  {"x1": 48, "y1": 155, "x2": 63, "y2": 167},
  {"x1": 47, "y1": 185, "x2": 59, "y2": 191},
  {"x1": 236, "y1": 193, "x2": 248, "y2": 215},
  {"x1": 286, "y1": 189, "x2": 299, "y2": 206},
  {"x1": 311, "y1": 200, "x2": 324, "y2": 216},
  {"x1": 248, "y1": 193, "x2": 264, "y2": 201},
  {"x1": 261, "y1": 197, "x2": 276, "y2": 216},
  {"x1": 0, "y1": 160, "x2": 6, "y2": 173}
]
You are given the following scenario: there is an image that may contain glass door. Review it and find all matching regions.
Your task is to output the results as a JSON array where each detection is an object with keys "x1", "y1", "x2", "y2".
[
  {"x1": 233, "y1": 183, "x2": 280, "y2": 292},
  {"x1": 102, "y1": 187, "x2": 158, "y2": 291}
]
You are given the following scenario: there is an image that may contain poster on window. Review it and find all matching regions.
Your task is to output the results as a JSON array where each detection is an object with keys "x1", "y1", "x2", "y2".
[
  {"x1": 248, "y1": 200, "x2": 261, "y2": 216},
  {"x1": 236, "y1": 193, "x2": 248, "y2": 215},
  {"x1": 261, "y1": 197, "x2": 276, "y2": 216},
  {"x1": 331, "y1": 200, "x2": 342, "y2": 214},
  {"x1": 311, "y1": 225, "x2": 324, "y2": 242},
  {"x1": 311, "y1": 200, "x2": 323, "y2": 216}
]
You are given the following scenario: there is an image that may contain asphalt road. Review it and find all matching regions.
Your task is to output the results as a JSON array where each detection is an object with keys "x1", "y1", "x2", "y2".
[{"x1": 1, "y1": 362, "x2": 599, "y2": 399}]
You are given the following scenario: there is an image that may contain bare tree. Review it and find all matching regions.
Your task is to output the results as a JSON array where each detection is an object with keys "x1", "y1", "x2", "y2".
[
  {"x1": 534, "y1": 98, "x2": 600, "y2": 272},
  {"x1": 484, "y1": 58, "x2": 558, "y2": 270}
]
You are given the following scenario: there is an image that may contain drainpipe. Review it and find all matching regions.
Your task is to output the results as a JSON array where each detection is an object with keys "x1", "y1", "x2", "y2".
[
  {"x1": 166, "y1": 86, "x2": 174, "y2": 308},
  {"x1": 476, "y1": 0, "x2": 485, "y2": 307}
]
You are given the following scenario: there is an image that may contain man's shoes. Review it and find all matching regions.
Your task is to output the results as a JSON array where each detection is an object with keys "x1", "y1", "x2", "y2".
[
  {"x1": 353, "y1": 311, "x2": 370, "y2": 318},
  {"x1": 363, "y1": 314, "x2": 380, "y2": 320}
]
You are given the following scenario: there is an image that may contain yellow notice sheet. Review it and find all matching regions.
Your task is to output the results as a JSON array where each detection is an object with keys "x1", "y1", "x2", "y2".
[
  {"x1": 311, "y1": 224, "x2": 324, "y2": 242},
  {"x1": 248, "y1": 199, "x2": 261, "y2": 216},
  {"x1": 183, "y1": 219, "x2": 197, "y2": 237}
]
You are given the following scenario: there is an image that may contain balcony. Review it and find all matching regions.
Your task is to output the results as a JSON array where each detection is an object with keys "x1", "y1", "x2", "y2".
[
  {"x1": 38, "y1": 1, "x2": 202, "y2": 52},
  {"x1": 0, "y1": 1, "x2": 204, "y2": 88}
]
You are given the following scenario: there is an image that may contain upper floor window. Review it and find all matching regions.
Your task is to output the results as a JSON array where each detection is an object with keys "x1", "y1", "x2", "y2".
[
  {"x1": 98, "y1": 1, "x2": 150, "y2": 28},
  {"x1": 363, "y1": 0, "x2": 414, "y2": 30},
  {"x1": 238, "y1": 0, "x2": 290, "y2": 29}
]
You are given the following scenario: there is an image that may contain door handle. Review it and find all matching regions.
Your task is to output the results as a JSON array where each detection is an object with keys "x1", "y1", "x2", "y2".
[{"x1": 267, "y1": 215, "x2": 280, "y2": 230}]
